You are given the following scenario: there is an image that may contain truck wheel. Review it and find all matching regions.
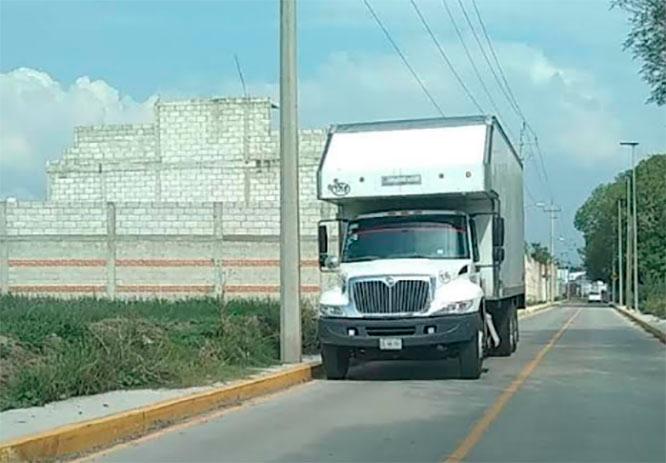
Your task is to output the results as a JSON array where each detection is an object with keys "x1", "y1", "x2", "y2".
[
  {"x1": 493, "y1": 305, "x2": 516, "y2": 357},
  {"x1": 459, "y1": 329, "x2": 483, "y2": 380},
  {"x1": 321, "y1": 345, "x2": 349, "y2": 380}
]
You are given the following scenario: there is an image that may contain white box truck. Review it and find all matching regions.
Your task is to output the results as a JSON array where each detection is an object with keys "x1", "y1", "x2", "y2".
[{"x1": 316, "y1": 116, "x2": 524, "y2": 380}]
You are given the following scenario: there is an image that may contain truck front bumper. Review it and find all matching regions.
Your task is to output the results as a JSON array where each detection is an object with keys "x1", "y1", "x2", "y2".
[{"x1": 318, "y1": 313, "x2": 481, "y2": 353}]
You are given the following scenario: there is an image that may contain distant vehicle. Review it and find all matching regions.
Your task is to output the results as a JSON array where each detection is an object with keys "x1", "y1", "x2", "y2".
[
  {"x1": 316, "y1": 116, "x2": 524, "y2": 380},
  {"x1": 587, "y1": 291, "x2": 603, "y2": 303}
]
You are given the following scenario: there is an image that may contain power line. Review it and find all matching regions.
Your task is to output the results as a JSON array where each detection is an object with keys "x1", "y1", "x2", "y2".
[
  {"x1": 526, "y1": 149, "x2": 549, "y2": 197},
  {"x1": 524, "y1": 182, "x2": 538, "y2": 205},
  {"x1": 362, "y1": 0, "x2": 445, "y2": 117},
  {"x1": 470, "y1": 0, "x2": 524, "y2": 121},
  {"x1": 410, "y1": 0, "x2": 484, "y2": 114},
  {"x1": 456, "y1": 0, "x2": 519, "y2": 124},
  {"x1": 233, "y1": 54, "x2": 248, "y2": 98},
  {"x1": 533, "y1": 136, "x2": 554, "y2": 201},
  {"x1": 440, "y1": 0, "x2": 502, "y2": 119},
  {"x1": 465, "y1": 0, "x2": 555, "y2": 204},
  {"x1": 522, "y1": 141, "x2": 554, "y2": 204}
]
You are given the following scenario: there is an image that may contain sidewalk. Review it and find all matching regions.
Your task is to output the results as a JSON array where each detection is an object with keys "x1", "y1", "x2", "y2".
[
  {"x1": 614, "y1": 305, "x2": 666, "y2": 343},
  {"x1": 0, "y1": 356, "x2": 320, "y2": 443}
]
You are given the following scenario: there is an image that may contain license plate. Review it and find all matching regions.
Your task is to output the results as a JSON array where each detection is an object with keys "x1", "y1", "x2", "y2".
[{"x1": 379, "y1": 337, "x2": 403, "y2": 351}]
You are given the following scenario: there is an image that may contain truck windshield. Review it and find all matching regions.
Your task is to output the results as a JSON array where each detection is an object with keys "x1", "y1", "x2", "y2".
[{"x1": 342, "y1": 214, "x2": 469, "y2": 262}]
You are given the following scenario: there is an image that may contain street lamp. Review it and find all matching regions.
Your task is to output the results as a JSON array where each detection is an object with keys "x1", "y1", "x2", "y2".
[
  {"x1": 620, "y1": 141, "x2": 639, "y2": 312},
  {"x1": 617, "y1": 199, "x2": 624, "y2": 306}
]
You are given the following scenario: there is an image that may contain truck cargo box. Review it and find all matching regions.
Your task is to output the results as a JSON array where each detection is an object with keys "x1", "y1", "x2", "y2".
[{"x1": 317, "y1": 116, "x2": 524, "y2": 301}]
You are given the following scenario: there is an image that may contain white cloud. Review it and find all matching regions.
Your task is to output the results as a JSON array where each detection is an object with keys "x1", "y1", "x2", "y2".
[
  {"x1": 0, "y1": 36, "x2": 654, "y2": 203},
  {"x1": 285, "y1": 38, "x2": 625, "y2": 166},
  {"x1": 0, "y1": 67, "x2": 155, "y2": 198}
]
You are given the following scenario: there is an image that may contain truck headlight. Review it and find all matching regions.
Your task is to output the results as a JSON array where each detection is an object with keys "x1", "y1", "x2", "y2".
[
  {"x1": 320, "y1": 305, "x2": 344, "y2": 317},
  {"x1": 436, "y1": 299, "x2": 476, "y2": 314}
]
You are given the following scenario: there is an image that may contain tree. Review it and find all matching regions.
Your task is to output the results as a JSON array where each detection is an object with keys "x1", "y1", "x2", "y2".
[
  {"x1": 529, "y1": 242, "x2": 552, "y2": 265},
  {"x1": 575, "y1": 154, "x2": 666, "y2": 285},
  {"x1": 613, "y1": 0, "x2": 666, "y2": 105}
]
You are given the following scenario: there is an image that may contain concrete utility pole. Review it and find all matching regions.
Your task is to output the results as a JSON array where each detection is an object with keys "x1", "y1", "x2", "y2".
[
  {"x1": 611, "y1": 260, "x2": 615, "y2": 303},
  {"x1": 621, "y1": 141, "x2": 639, "y2": 311},
  {"x1": 279, "y1": 0, "x2": 302, "y2": 362},
  {"x1": 617, "y1": 200, "x2": 623, "y2": 306},
  {"x1": 545, "y1": 203, "x2": 561, "y2": 302},
  {"x1": 625, "y1": 176, "x2": 633, "y2": 310}
]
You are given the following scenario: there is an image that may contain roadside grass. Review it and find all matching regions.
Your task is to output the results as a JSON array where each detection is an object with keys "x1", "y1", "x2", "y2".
[
  {"x1": 635, "y1": 279, "x2": 665, "y2": 319},
  {"x1": 0, "y1": 296, "x2": 318, "y2": 411}
]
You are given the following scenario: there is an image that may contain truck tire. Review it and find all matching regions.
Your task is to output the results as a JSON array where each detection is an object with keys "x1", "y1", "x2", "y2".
[
  {"x1": 493, "y1": 305, "x2": 517, "y2": 357},
  {"x1": 322, "y1": 345, "x2": 349, "y2": 380},
  {"x1": 459, "y1": 329, "x2": 483, "y2": 380}
]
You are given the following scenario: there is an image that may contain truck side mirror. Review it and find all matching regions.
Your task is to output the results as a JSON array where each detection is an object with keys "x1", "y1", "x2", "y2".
[
  {"x1": 469, "y1": 218, "x2": 480, "y2": 263},
  {"x1": 324, "y1": 255, "x2": 340, "y2": 270},
  {"x1": 318, "y1": 218, "x2": 346, "y2": 272},
  {"x1": 318, "y1": 224, "x2": 328, "y2": 268},
  {"x1": 493, "y1": 246, "x2": 505, "y2": 263},
  {"x1": 493, "y1": 216, "x2": 505, "y2": 247}
]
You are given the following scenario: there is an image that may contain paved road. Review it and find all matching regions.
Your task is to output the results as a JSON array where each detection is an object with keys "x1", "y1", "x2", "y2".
[{"x1": 86, "y1": 305, "x2": 665, "y2": 463}]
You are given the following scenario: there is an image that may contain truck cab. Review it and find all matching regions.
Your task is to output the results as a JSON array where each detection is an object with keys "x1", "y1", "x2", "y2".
[{"x1": 316, "y1": 117, "x2": 524, "y2": 380}]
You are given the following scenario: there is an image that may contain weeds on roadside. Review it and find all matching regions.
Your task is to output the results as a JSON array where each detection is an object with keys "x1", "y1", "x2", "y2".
[
  {"x1": 642, "y1": 279, "x2": 666, "y2": 319},
  {"x1": 0, "y1": 296, "x2": 319, "y2": 411}
]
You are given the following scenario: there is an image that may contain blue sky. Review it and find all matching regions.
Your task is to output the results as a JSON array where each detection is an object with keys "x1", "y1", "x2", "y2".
[{"x1": 1, "y1": 0, "x2": 665, "y2": 261}]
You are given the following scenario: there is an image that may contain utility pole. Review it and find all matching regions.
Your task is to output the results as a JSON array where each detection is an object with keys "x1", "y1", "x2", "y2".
[
  {"x1": 625, "y1": 176, "x2": 633, "y2": 310},
  {"x1": 545, "y1": 204, "x2": 561, "y2": 302},
  {"x1": 621, "y1": 141, "x2": 639, "y2": 312},
  {"x1": 279, "y1": 0, "x2": 301, "y2": 362},
  {"x1": 611, "y1": 260, "x2": 615, "y2": 303},
  {"x1": 617, "y1": 200, "x2": 623, "y2": 306},
  {"x1": 536, "y1": 202, "x2": 561, "y2": 303}
]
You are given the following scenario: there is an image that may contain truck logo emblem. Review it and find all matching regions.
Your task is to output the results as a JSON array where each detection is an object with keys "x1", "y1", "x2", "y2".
[
  {"x1": 328, "y1": 179, "x2": 350, "y2": 197},
  {"x1": 385, "y1": 277, "x2": 396, "y2": 286}
]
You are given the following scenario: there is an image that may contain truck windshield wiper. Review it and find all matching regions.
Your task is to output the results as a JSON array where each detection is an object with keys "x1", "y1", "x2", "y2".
[
  {"x1": 389, "y1": 254, "x2": 435, "y2": 259},
  {"x1": 343, "y1": 256, "x2": 382, "y2": 262}
]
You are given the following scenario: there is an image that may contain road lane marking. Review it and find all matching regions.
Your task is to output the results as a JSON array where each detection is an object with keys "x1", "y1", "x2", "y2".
[{"x1": 444, "y1": 307, "x2": 581, "y2": 463}]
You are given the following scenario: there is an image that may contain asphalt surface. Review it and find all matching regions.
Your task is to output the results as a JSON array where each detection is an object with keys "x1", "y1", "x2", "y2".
[{"x1": 86, "y1": 305, "x2": 665, "y2": 463}]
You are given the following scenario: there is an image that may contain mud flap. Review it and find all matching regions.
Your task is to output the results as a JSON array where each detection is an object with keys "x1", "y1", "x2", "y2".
[{"x1": 485, "y1": 312, "x2": 501, "y2": 348}]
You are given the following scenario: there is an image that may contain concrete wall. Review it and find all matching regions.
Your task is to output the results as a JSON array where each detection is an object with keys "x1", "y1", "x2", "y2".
[
  {"x1": 0, "y1": 200, "x2": 549, "y2": 302},
  {"x1": 0, "y1": 200, "x2": 323, "y2": 299},
  {"x1": 1, "y1": 200, "x2": 548, "y2": 302},
  {"x1": 525, "y1": 253, "x2": 548, "y2": 304},
  {"x1": 46, "y1": 98, "x2": 326, "y2": 206}
]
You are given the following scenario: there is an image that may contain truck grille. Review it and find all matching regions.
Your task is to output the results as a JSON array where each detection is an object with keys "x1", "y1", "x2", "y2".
[{"x1": 352, "y1": 278, "x2": 430, "y2": 315}]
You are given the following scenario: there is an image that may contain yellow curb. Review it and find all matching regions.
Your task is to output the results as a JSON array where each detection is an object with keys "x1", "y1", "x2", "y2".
[
  {"x1": 615, "y1": 305, "x2": 666, "y2": 344},
  {"x1": 519, "y1": 301, "x2": 559, "y2": 320},
  {"x1": 0, "y1": 362, "x2": 321, "y2": 463}
]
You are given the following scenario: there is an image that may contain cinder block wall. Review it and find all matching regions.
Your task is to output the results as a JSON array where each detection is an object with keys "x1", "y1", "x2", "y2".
[
  {"x1": 0, "y1": 200, "x2": 547, "y2": 302},
  {"x1": 46, "y1": 98, "x2": 326, "y2": 206},
  {"x1": 13, "y1": 97, "x2": 331, "y2": 300},
  {"x1": 0, "y1": 200, "x2": 327, "y2": 299}
]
